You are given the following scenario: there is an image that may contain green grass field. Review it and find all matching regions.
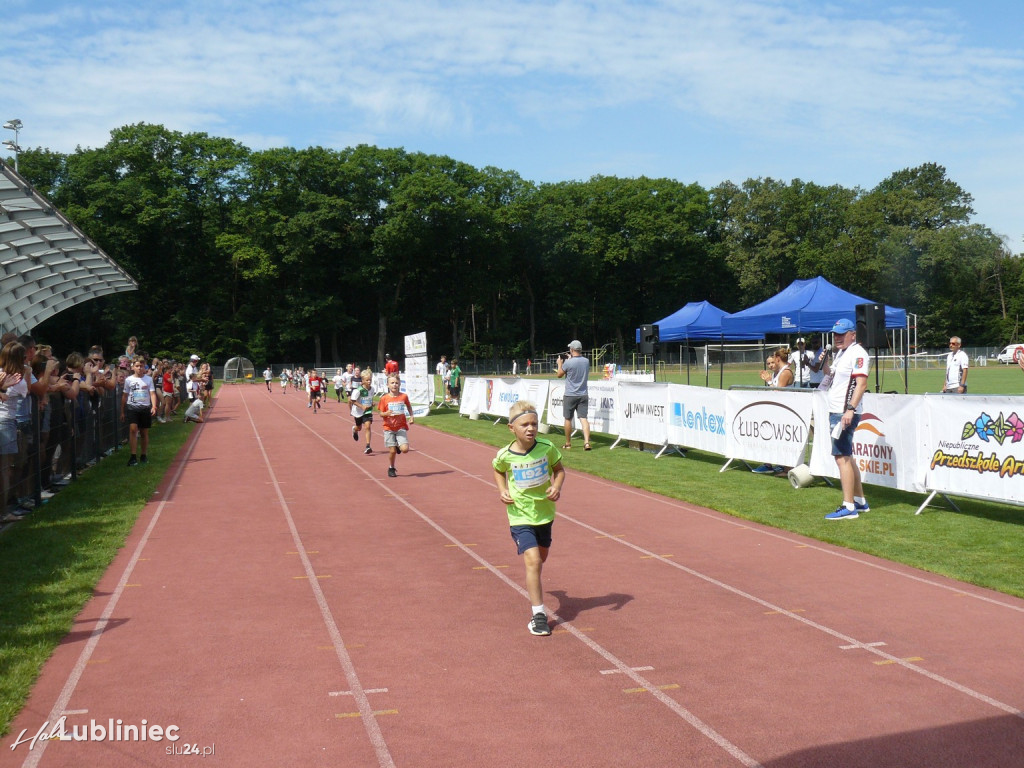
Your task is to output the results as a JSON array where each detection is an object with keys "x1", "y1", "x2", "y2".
[{"x1": 2, "y1": 371, "x2": 1022, "y2": 739}]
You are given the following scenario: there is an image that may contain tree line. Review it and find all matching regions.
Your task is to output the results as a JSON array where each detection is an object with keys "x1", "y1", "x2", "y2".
[{"x1": 13, "y1": 122, "x2": 1020, "y2": 368}]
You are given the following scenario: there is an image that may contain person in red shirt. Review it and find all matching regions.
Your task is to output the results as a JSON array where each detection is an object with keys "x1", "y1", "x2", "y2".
[
  {"x1": 384, "y1": 353, "x2": 399, "y2": 375},
  {"x1": 308, "y1": 368, "x2": 323, "y2": 413},
  {"x1": 377, "y1": 374, "x2": 413, "y2": 477}
]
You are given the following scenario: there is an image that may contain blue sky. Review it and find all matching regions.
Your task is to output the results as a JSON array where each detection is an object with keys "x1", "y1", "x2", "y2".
[{"x1": 5, "y1": 0, "x2": 1024, "y2": 246}]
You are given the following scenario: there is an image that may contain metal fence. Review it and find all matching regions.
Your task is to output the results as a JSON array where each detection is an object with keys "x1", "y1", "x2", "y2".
[{"x1": 2, "y1": 386, "x2": 130, "y2": 524}]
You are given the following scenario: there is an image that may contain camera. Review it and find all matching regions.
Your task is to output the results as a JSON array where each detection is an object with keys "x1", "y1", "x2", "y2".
[{"x1": 63, "y1": 373, "x2": 75, "y2": 382}]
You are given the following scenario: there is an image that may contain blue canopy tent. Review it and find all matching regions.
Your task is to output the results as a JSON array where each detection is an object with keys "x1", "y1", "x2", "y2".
[
  {"x1": 720, "y1": 276, "x2": 909, "y2": 392},
  {"x1": 637, "y1": 301, "x2": 764, "y2": 385},
  {"x1": 720, "y1": 277, "x2": 907, "y2": 335},
  {"x1": 646, "y1": 300, "x2": 765, "y2": 342}
]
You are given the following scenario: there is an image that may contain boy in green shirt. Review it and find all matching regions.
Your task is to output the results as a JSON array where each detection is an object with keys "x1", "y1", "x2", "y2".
[{"x1": 492, "y1": 400, "x2": 565, "y2": 635}]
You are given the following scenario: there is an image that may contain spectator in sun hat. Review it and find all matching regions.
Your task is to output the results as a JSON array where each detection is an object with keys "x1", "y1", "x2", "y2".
[
  {"x1": 185, "y1": 354, "x2": 199, "y2": 383},
  {"x1": 789, "y1": 337, "x2": 814, "y2": 387}
]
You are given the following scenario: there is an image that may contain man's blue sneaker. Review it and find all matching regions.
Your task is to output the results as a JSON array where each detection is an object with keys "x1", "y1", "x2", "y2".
[
  {"x1": 855, "y1": 501, "x2": 870, "y2": 513},
  {"x1": 825, "y1": 506, "x2": 859, "y2": 520},
  {"x1": 752, "y1": 464, "x2": 775, "y2": 474}
]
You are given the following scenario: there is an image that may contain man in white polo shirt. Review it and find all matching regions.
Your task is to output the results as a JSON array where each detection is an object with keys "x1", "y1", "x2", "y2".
[
  {"x1": 823, "y1": 318, "x2": 870, "y2": 520},
  {"x1": 942, "y1": 336, "x2": 969, "y2": 393}
]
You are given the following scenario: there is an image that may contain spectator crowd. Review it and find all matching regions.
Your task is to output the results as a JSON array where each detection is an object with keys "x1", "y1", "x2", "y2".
[{"x1": 0, "y1": 332, "x2": 209, "y2": 525}]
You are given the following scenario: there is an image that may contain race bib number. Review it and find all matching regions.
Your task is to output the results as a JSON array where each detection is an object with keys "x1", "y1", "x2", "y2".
[
  {"x1": 510, "y1": 457, "x2": 549, "y2": 490},
  {"x1": 387, "y1": 402, "x2": 408, "y2": 416}
]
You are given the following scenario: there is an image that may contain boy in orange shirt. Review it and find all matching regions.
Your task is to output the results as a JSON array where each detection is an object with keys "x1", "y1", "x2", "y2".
[{"x1": 377, "y1": 374, "x2": 414, "y2": 477}]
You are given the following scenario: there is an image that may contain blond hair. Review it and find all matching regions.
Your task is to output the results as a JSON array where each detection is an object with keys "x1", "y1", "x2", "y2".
[{"x1": 508, "y1": 400, "x2": 538, "y2": 422}]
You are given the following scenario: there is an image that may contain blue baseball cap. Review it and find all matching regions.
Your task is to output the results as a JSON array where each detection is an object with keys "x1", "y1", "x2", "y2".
[{"x1": 832, "y1": 318, "x2": 856, "y2": 334}]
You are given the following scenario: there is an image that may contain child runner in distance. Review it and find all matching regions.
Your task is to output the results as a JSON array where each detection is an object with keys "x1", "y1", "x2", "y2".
[
  {"x1": 121, "y1": 357, "x2": 158, "y2": 466},
  {"x1": 377, "y1": 374, "x2": 413, "y2": 477},
  {"x1": 492, "y1": 400, "x2": 565, "y2": 636},
  {"x1": 351, "y1": 369, "x2": 374, "y2": 454},
  {"x1": 308, "y1": 368, "x2": 323, "y2": 413}
]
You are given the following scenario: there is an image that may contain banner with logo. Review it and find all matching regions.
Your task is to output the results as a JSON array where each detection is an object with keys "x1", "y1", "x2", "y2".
[
  {"x1": 544, "y1": 380, "x2": 618, "y2": 435},
  {"x1": 725, "y1": 389, "x2": 812, "y2": 468},
  {"x1": 808, "y1": 393, "x2": 924, "y2": 491},
  {"x1": 459, "y1": 377, "x2": 488, "y2": 416},
  {"x1": 401, "y1": 332, "x2": 433, "y2": 417},
  {"x1": 460, "y1": 378, "x2": 551, "y2": 421},
  {"x1": 666, "y1": 384, "x2": 727, "y2": 454},
  {"x1": 616, "y1": 382, "x2": 670, "y2": 445},
  {"x1": 919, "y1": 394, "x2": 1024, "y2": 504}
]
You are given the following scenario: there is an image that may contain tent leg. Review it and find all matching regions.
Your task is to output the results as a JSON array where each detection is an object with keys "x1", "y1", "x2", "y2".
[{"x1": 720, "y1": 458, "x2": 735, "y2": 473}]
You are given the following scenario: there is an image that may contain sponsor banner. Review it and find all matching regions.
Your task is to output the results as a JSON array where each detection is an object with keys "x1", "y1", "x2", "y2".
[
  {"x1": 460, "y1": 378, "x2": 551, "y2": 421},
  {"x1": 399, "y1": 374, "x2": 434, "y2": 418},
  {"x1": 404, "y1": 331, "x2": 427, "y2": 357},
  {"x1": 666, "y1": 384, "x2": 727, "y2": 454},
  {"x1": 459, "y1": 377, "x2": 488, "y2": 416},
  {"x1": 725, "y1": 389, "x2": 811, "y2": 467},
  {"x1": 919, "y1": 394, "x2": 1024, "y2": 504},
  {"x1": 544, "y1": 381, "x2": 617, "y2": 435},
  {"x1": 405, "y1": 355, "x2": 429, "y2": 378},
  {"x1": 481, "y1": 377, "x2": 527, "y2": 419},
  {"x1": 617, "y1": 382, "x2": 670, "y2": 445},
  {"x1": 808, "y1": 393, "x2": 924, "y2": 492}
]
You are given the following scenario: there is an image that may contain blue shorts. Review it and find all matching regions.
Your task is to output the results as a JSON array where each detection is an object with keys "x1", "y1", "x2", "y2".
[
  {"x1": 829, "y1": 412, "x2": 860, "y2": 456},
  {"x1": 510, "y1": 522, "x2": 553, "y2": 555}
]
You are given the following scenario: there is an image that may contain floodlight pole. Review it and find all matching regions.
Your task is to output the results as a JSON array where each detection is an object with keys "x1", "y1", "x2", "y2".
[{"x1": 3, "y1": 118, "x2": 23, "y2": 173}]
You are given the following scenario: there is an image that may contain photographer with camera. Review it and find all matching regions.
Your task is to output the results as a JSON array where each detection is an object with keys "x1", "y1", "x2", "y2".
[{"x1": 556, "y1": 340, "x2": 591, "y2": 451}]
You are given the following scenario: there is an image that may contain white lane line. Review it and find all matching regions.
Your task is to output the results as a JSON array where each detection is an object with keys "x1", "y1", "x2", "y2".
[
  {"x1": 260, "y1": 390, "x2": 763, "y2": 767},
  {"x1": 240, "y1": 396, "x2": 397, "y2": 768},
  {"x1": 20, "y1": 419, "x2": 208, "y2": 768},
  {"x1": 410, "y1": 437, "x2": 1024, "y2": 722},
  {"x1": 419, "y1": 426, "x2": 1024, "y2": 614}
]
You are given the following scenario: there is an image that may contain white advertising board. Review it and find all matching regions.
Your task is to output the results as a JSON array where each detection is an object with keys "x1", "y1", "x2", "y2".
[
  {"x1": 808, "y1": 393, "x2": 925, "y2": 492},
  {"x1": 666, "y1": 384, "x2": 727, "y2": 455},
  {"x1": 544, "y1": 380, "x2": 618, "y2": 435},
  {"x1": 616, "y1": 382, "x2": 670, "y2": 445},
  {"x1": 725, "y1": 389, "x2": 812, "y2": 468}
]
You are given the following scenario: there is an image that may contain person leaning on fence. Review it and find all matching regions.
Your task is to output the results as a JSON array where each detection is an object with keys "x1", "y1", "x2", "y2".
[
  {"x1": 942, "y1": 336, "x2": 969, "y2": 393},
  {"x1": 752, "y1": 348, "x2": 793, "y2": 474}
]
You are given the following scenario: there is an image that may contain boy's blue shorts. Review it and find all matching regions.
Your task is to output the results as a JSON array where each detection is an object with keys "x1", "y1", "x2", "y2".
[{"x1": 510, "y1": 522, "x2": 553, "y2": 554}]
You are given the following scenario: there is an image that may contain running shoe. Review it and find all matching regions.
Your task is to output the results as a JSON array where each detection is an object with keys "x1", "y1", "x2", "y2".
[
  {"x1": 825, "y1": 506, "x2": 859, "y2": 520},
  {"x1": 751, "y1": 464, "x2": 775, "y2": 474},
  {"x1": 528, "y1": 612, "x2": 551, "y2": 636},
  {"x1": 855, "y1": 501, "x2": 870, "y2": 513},
  {"x1": 387, "y1": 467, "x2": 397, "y2": 478},
  {"x1": 140, "y1": 455, "x2": 148, "y2": 464},
  {"x1": 127, "y1": 456, "x2": 138, "y2": 467},
  {"x1": 352, "y1": 427, "x2": 358, "y2": 442},
  {"x1": 364, "y1": 446, "x2": 372, "y2": 455}
]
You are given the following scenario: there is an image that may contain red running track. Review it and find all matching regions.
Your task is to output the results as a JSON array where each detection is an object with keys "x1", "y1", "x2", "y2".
[{"x1": 3, "y1": 384, "x2": 1023, "y2": 767}]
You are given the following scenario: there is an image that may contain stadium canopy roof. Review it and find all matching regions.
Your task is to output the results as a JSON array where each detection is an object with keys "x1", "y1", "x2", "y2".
[{"x1": 0, "y1": 160, "x2": 137, "y2": 335}]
